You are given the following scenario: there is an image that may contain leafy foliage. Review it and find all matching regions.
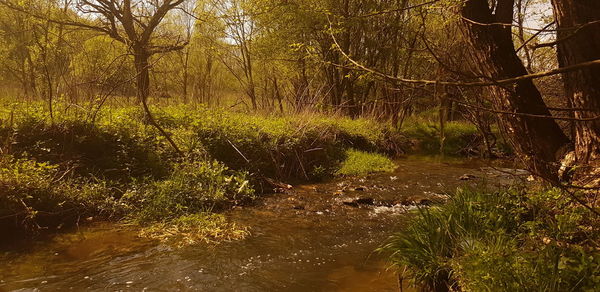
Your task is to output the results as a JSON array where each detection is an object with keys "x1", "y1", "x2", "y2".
[
  {"x1": 125, "y1": 160, "x2": 254, "y2": 223},
  {"x1": 0, "y1": 155, "x2": 120, "y2": 233}
]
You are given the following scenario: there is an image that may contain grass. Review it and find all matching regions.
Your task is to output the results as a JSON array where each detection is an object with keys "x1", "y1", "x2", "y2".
[
  {"x1": 139, "y1": 213, "x2": 249, "y2": 247},
  {"x1": 156, "y1": 106, "x2": 407, "y2": 182},
  {"x1": 336, "y1": 149, "x2": 397, "y2": 176},
  {"x1": 0, "y1": 100, "x2": 516, "y2": 245},
  {"x1": 123, "y1": 160, "x2": 254, "y2": 223},
  {"x1": 400, "y1": 113, "x2": 511, "y2": 157},
  {"x1": 379, "y1": 188, "x2": 600, "y2": 292},
  {"x1": 0, "y1": 101, "x2": 408, "y2": 242}
]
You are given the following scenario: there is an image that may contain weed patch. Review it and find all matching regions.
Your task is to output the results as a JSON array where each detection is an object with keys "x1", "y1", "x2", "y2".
[
  {"x1": 139, "y1": 213, "x2": 249, "y2": 247},
  {"x1": 124, "y1": 160, "x2": 254, "y2": 223}
]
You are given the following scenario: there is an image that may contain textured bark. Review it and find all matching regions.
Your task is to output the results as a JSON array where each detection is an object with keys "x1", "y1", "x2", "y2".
[
  {"x1": 460, "y1": 0, "x2": 570, "y2": 179},
  {"x1": 551, "y1": 0, "x2": 600, "y2": 164}
]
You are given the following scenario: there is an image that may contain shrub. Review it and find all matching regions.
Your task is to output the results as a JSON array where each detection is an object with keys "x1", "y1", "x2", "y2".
[
  {"x1": 124, "y1": 160, "x2": 254, "y2": 223},
  {"x1": 0, "y1": 156, "x2": 120, "y2": 234}
]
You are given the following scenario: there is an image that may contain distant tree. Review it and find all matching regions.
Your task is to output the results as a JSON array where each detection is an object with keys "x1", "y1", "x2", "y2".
[
  {"x1": 74, "y1": 0, "x2": 189, "y2": 153},
  {"x1": 0, "y1": 0, "x2": 190, "y2": 153}
]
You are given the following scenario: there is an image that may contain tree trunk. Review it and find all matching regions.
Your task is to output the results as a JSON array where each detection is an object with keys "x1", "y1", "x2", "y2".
[
  {"x1": 182, "y1": 48, "x2": 190, "y2": 103},
  {"x1": 460, "y1": 0, "x2": 570, "y2": 180},
  {"x1": 551, "y1": 0, "x2": 600, "y2": 165},
  {"x1": 134, "y1": 49, "x2": 182, "y2": 156}
]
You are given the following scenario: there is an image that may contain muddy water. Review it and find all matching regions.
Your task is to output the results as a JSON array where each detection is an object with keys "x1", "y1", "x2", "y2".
[{"x1": 0, "y1": 157, "x2": 524, "y2": 292}]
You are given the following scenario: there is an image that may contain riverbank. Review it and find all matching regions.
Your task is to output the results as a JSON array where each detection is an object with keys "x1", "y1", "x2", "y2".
[
  {"x1": 0, "y1": 103, "x2": 508, "y2": 243},
  {"x1": 0, "y1": 104, "x2": 408, "y2": 240},
  {"x1": 0, "y1": 157, "x2": 515, "y2": 291}
]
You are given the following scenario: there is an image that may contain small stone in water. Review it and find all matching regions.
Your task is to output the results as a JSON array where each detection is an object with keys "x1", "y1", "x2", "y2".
[{"x1": 459, "y1": 174, "x2": 477, "y2": 180}]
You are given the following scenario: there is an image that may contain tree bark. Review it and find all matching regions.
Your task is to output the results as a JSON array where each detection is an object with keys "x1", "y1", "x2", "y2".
[
  {"x1": 551, "y1": 0, "x2": 600, "y2": 165},
  {"x1": 460, "y1": 0, "x2": 570, "y2": 180}
]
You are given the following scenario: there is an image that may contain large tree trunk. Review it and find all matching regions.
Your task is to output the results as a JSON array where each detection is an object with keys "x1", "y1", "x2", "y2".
[
  {"x1": 551, "y1": 0, "x2": 600, "y2": 167},
  {"x1": 460, "y1": 0, "x2": 570, "y2": 180}
]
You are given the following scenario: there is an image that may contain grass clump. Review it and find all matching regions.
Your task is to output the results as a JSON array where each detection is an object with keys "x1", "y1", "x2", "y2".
[
  {"x1": 379, "y1": 188, "x2": 600, "y2": 292},
  {"x1": 139, "y1": 213, "x2": 249, "y2": 246},
  {"x1": 336, "y1": 149, "x2": 397, "y2": 176},
  {"x1": 121, "y1": 160, "x2": 254, "y2": 245}
]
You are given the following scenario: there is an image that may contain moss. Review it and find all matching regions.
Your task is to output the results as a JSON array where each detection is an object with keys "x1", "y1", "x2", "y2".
[{"x1": 336, "y1": 149, "x2": 397, "y2": 176}]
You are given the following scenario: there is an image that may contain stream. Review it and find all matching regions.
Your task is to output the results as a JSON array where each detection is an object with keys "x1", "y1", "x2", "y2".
[{"x1": 0, "y1": 156, "x2": 526, "y2": 291}]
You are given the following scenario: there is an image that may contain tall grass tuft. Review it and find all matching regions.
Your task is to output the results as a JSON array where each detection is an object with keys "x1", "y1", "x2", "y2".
[{"x1": 379, "y1": 188, "x2": 600, "y2": 292}]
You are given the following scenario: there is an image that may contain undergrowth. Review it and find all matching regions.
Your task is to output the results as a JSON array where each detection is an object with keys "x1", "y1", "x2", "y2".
[
  {"x1": 401, "y1": 115, "x2": 510, "y2": 157},
  {"x1": 0, "y1": 103, "x2": 407, "y2": 241},
  {"x1": 379, "y1": 188, "x2": 600, "y2": 292}
]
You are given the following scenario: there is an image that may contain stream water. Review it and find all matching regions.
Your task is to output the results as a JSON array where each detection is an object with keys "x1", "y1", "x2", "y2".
[{"x1": 0, "y1": 156, "x2": 526, "y2": 292}]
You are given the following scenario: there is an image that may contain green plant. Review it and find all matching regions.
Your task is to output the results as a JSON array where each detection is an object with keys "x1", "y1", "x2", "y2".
[
  {"x1": 124, "y1": 160, "x2": 254, "y2": 223},
  {"x1": 379, "y1": 188, "x2": 600, "y2": 292},
  {"x1": 0, "y1": 155, "x2": 120, "y2": 234},
  {"x1": 336, "y1": 149, "x2": 397, "y2": 176}
]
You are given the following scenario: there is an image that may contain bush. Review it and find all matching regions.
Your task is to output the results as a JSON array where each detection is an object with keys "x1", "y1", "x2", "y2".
[
  {"x1": 124, "y1": 160, "x2": 254, "y2": 223},
  {"x1": 0, "y1": 156, "x2": 120, "y2": 234},
  {"x1": 336, "y1": 149, "x2": 397, "y2": 176},
  {"x1": 379, "y1": 188, "x2": 600, "y2": 292}
]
